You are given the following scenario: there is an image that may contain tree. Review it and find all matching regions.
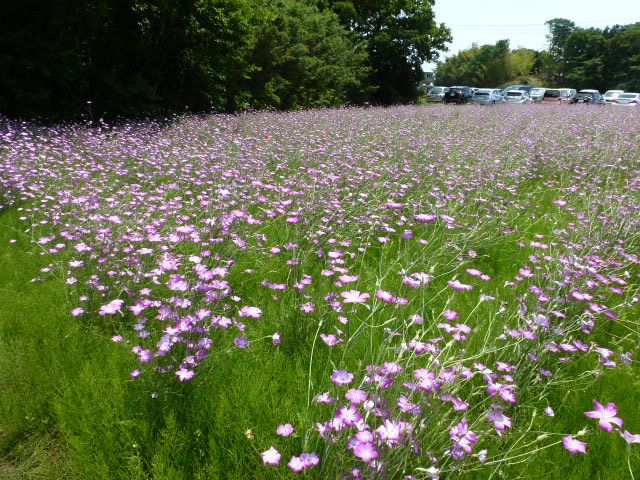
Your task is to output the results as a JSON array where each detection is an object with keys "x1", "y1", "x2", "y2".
[
  {"x1": 245, "y1": 0, "x2": 368, "y2": 110},
  {"x1": 434, "y1": 47, "x2": 473, "y2": 86},
  {"x1": 510, "y1": 48, "x2": 537, "y2": 78},
  {"x1": 563, "y1": 28, "x2": 606, "y2": 91},
  {"x1": 0, "y1": 0, "x2": 105, "y2": 118},
  {"x1": 0, "y1": 0, "x2": 453, "y2": 117},
  {"x1": 473, "y1": 40, "x2": 512, "y2": 86},
  {"x1": 541, "y1": 18, "x2": 576, "y2": 83},
  {"x1": 117, "y1": 0, "x2": 261, "y2": 113},
  {"x1": 538, "y1": 20, "x2": 640, "y2": 91},
  {"x1": 434, "y1": 40, "x2": 514, "y2": 87},
  {"x1": 545, "y1": 18, "x2": 576, "y2": 62},
  {"x1": 319, "y1": 0, "x2": 451, "y2": 104},
  {"x1": 606, "y1": 24, "x2": 640, "y2": 91},
  {"x1": 0, "y1": 0, "x2": 262, "y2": 118}
]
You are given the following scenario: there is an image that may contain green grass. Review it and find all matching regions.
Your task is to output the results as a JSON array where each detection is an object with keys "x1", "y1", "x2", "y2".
[
  {"x1": 0, "y1": 207, "x2": 305, "y2": 479},
  {"x1": 2, "y1": 198, "x2": 639, "y2": 479}
]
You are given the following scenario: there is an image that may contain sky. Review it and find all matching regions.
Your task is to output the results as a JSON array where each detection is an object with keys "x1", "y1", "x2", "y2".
[{"x1": 425, "y1": 0, "x2": 639, "y2": 70}]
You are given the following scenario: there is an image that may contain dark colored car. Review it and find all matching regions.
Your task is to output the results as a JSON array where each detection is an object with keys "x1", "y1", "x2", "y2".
[
  {"x1": 444, "y1": 86, "x2": 473, "y2": 104},
  {"x1": 571, "y1": 91, "x2": 605, "y2": 104}
]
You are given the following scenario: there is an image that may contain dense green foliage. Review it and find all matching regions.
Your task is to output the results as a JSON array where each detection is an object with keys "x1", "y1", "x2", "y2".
[
  {"x1": 435, "y1": 40, "x2": 519, "y2": 87},
  {"x1": 436, "y1": 20, "x2": 640, "y2": 90},
  {"x1": 0, "y1": 0, "x2": 449, "y2": 119},
  {"x1": 242, "y1": 0, "x2": 370, "y2": 109},
  {"x1": 0, "y1": 0, "x2": 260, "y2": 117}
]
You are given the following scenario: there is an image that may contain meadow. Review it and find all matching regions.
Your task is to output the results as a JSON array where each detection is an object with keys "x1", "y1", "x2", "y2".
[{"x1": 1, "y1": 105, "x2": 639, "y2": 479}]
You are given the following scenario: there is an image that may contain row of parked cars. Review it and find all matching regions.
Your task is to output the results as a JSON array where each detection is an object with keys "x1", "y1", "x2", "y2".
[{"x1": 426, "y1": 85, "x2": 640, "y2": 107}]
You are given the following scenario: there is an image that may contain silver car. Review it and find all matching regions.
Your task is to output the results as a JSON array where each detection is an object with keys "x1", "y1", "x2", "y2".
[
  {"x1": 503, "y1": 90, "x2": 532, "y2": 104},
  {"x1": 472, "y1": 88, "x2": 504, "y2": 105},
  {"x1": 603, "y1": 90, "x2": 624, "y2": 104},
  {"x1": 425, "y1": 86, "x2": 449, "y2": 102},
  {"x1": 611, "y1": 93, "x2": 639, "y2": 107}
]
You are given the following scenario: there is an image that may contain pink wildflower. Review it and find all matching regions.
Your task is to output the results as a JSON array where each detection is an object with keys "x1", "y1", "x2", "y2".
[
  {"x1": 353, "y1": 442, "x2": 378, "y2": 463},
  {"x1": 341, "y1": 290, "x2": 370, "y2": 304},
  {"x1": 331, "y1": 370, "x2": 354, "y2": 386},
  {"x1": 448, "y1": 279, "x2": 473, "y2": 291},
  {"x1": 239, "y1": 306, "x2": 262, "y2": 318},
  {"x1": 277, "y1": 423, "x2": 295, "y2": 436},
  {"x1": 563, "y1": 435, "x2": 587, "y2": 455},
  {"x1": 261, "y1": 447, "x2": 281, "y2": 465},
  {"x1": 99, "y1": 299, "x2": 124, "y2": 316},
  {"x1": 584, "y1": 400, "x2": 623, "y2": 432}
]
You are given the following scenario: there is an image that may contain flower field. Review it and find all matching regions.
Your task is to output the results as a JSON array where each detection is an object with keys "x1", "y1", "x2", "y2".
[{"x1": 1, "y1": 105, "x2": 639, "y2": 479}]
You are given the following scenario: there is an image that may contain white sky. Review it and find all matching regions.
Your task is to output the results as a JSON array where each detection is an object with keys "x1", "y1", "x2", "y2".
[{"x1": 425, "y1": 0, "x2": 639, "y2": 70}]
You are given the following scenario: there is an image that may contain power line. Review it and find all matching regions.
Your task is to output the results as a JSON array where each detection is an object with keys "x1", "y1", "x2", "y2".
[{"x1": 446, "y1": 18, "x2": 638, "y2": 27}]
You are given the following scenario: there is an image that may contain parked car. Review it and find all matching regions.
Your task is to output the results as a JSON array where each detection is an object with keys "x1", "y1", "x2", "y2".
[
  {"x1": 542, "y1": 89, "x2": 562, "y2": 104},
  {"x1": 444, "y1": 86, "x2": 473, "y2": 104},
  {"x1": 603, "y1": 90, "x2": 624, "y2": 104},
  {"x1": 572, "y1": 90, "x2": 605, "y2": 104},
  {"x1": 425, "y1": 86, "x2": 449, "y2": 102},
  {"x1": 471, "y1": 88, "x2": 504, "y2": 105},
  {"x1": 503, "y1": 90, "x2": 532, "y2": 104},
  {"x1": 558, "y1": 88, "x2": 577, "y2": 103},
  {"x1": 529, "y1": 87, "x2": 546, "y2": 103},
  {"x1": 611, "y1": 93, "x2": 640, "y2": 107}
]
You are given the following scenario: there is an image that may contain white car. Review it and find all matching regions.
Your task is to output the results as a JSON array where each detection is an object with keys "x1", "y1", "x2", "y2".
[
  {"x1": 472, "y1": 88, "x2": 504, "y2": 105},
  {"x1": 503, "y1": 90, "x2": 532, "y2": 104},
  {"x1": 603, "y1": 90, "x2": 624, "y2": 104},
  {"x1": 529, "y1": 87, "x2": 546, "y2": 103},
  {"x1": 611, "y1": 93, "x2": 639, "y2": 107}
]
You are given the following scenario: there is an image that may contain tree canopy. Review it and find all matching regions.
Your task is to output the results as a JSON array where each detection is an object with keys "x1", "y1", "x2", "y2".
[
  {"x1": 0, "y1": 0, "x2": 450, "y2": 119},
  {"x1": 540, "y1": 19, "x2": 640, "y2": 91},
  {"x1": 318, "y1": 0, "x2": 451, "y2": 104},
  {"x1": 435, "y1": 40, "x2": 516, "y2": 87}
]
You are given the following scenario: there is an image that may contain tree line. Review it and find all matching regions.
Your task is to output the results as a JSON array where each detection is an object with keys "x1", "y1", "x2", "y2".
[
  {"x1": 435, "y1": 19, "x2": 640, "y2": 92},
  {"x1": 0, "y1": 0, "x2": 450, "y2": 120}
]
